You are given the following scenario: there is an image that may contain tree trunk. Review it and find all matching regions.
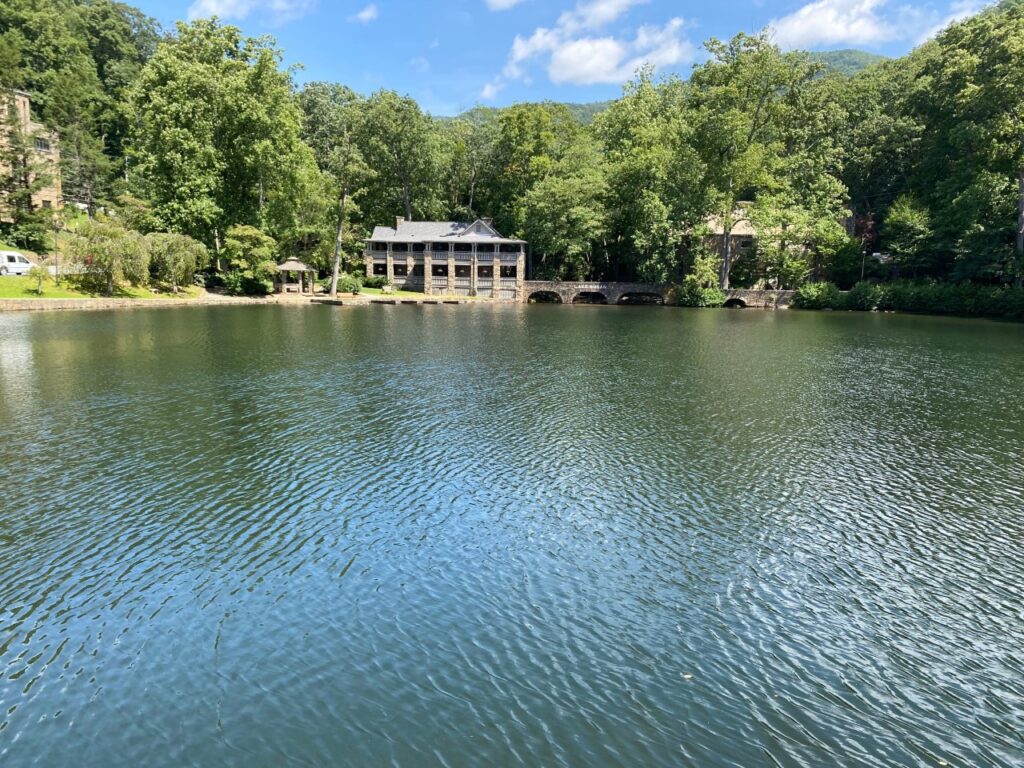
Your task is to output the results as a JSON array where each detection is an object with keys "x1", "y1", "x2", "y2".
[
  {"x1": 720, "y1": 219, "x2": 733, "y2": 290},
  {"x1": 329, "y1": 189, "x2": 347, "y2": 298},
  {"x1": 402, "y1": 181, "x2": 413, "y2": 221},
  {"x1": 1016, "y1": 167, "x2": 1024, "y2": 288}
]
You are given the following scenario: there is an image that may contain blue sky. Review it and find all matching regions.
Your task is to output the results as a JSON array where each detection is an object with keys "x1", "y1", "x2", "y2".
[{"x1": 131, "y1": 0, "x2": 989, "y2": 115}]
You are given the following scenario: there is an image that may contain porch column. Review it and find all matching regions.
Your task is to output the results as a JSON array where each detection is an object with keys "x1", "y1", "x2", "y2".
[
  {"x1": 408, "y1": 253, "x2": 415, "y2": 288},
  {"x1": 471, "y1": 245, "x2": 478, "y2": 296},
  {"x1": 424, "y1": 252, "x2": 433, "y2": 294},
  {"x1": 364, "y1": 249, "x2": 373, "y2": 278},
  {"x1": 516, "y1": 250, "x2": 526, "y2": 301},
  {"x1": 386, "y1": 245, "x2": 394, "y2": 284},
  {"x1": 493, "y1": 254, "x2": 501, "y2": 300},
  {"x1": 447, "y1": 251, "x2": 456, "y2": 295}
]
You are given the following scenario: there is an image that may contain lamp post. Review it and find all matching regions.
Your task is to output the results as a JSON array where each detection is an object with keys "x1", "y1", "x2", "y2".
[{"x1": 52, "y1": 214, "x2": 64, "y2": 286}]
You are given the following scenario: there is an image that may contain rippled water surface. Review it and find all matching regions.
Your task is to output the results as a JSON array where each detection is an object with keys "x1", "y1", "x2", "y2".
[{"x1": 1, "y1": 304, "x2": 1023, "y2": 767}]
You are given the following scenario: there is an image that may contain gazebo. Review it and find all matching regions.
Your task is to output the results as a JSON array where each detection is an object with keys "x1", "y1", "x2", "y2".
[{"x1": 275, "y1": 258, "x2": 317, "y2": 295}]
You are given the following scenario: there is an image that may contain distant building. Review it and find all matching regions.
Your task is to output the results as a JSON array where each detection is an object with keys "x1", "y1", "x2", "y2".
[
  {"x1": 0, "y1": 90, "x2": 62, "y2": 219},
  {"x1": 365, "y1": 218, "x2": 527, "y2": 300}
]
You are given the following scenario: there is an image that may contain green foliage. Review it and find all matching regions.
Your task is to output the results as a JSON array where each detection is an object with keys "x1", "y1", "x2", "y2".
[
  {"x1": 793, "y1": 282, "x2": 846, "y2": 310},
  {"x1": 846, "y1": 281, "x2": 882, "y2": 310},
  {"x1": 321, "y1": 272, "x2": 362, "y2": 293},
  {"x1": 362, "y1": 275, "x2": 389, "y2": 289},
  {"x1": 26, "y1": 264, "x2": 48, "y2": 295},
  {"x1": 674, "y1": 252, "x2": 726, "y2": 307},
  {"x1": 146, "y1": 232, "x2": 208, "y2": 291},
  {"x1": 883, "y1": 195, "x2": 934, "y2": 275},
  {"x1": 69, "y1": 218, "x2": 150, "y2": 295},
  {"x1": 221, "y1": 225, "x2": 276, "y2": 295}
]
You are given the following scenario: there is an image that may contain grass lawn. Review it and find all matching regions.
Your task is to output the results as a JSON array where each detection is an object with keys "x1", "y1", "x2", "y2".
[{"x1": 0, "y1": 275, "x2": 202, "y2": 300}]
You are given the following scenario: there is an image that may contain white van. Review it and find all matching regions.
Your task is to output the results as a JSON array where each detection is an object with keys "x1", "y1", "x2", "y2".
[{"x1": 0, "y1": 251, "x2": 37, "y2": 276}]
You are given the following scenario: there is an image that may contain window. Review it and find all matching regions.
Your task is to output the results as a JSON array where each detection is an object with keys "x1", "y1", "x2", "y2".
[
  {"x1": 454, "y1": 265, "x2": 471, "y2": 278},
  {"x1": 373, "y1": 263, "x2": 387, "y2": 276},
  {"x1": 477, "y1": 265, "x2": 493, "y2": 278},
  {"x1": 500, "y1": 265, "x2": 517, "y2": 278},
  {"x1": 393, "y1": 263, "x2": 408, "y2": 277},
  {"x1": 432, "y1": 264, "x2": 448, "y2": 277},
  {"x1": 34, "y1": 137, "x2": 50, "y2": 152},
  {"x1": 740, "y1": 239, "x2": 753, "y2": 250},
  {"x1": 17, "y1": 256, "x2": 29, "y2": 264},
  {"x1": 41, "y1": 200, "x2": 52, "y2": 209},
  {"x1": 6, "y1": 255, "x2": 16, "y2": 264}
]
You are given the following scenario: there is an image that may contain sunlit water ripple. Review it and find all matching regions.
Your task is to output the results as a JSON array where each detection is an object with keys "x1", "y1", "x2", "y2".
[{"x1": 0, "y1": 304, "x2": 1022, "y2": 766}]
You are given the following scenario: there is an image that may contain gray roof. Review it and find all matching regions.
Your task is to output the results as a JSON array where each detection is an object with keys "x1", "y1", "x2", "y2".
[
  {"x1": 369, "y1": 219, "x2": 526, "y2": 245},
  {"x1": 276, "y1": 258, "x2": 313, "y2": 272}
]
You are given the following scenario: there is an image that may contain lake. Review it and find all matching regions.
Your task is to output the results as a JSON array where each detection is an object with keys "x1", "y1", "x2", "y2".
[{"x1": 1, "y1": 304, "x2": 1022, "y2": 767}]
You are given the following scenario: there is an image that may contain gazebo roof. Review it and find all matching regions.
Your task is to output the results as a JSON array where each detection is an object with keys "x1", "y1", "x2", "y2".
[{"x1": 276, "y1": 258, "x2": 313, "y2": 272}]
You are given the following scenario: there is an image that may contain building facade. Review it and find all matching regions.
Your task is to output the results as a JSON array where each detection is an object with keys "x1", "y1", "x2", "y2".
[
  {"x1": 365, "y1": 218, "x2": 526, "y2": 300},
  {"x1": 1, "y1": 91, "x2": 62, "y2": 217}
]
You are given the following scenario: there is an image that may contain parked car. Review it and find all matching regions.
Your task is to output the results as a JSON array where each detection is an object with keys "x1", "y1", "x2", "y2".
[{"x1": 0, "y1": 251, "x2": 38, "y2": 276}]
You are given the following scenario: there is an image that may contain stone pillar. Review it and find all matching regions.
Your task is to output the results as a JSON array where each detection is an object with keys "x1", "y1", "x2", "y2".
[
  {"x1": 424, "y1": 252, "x2": 433, "y2": 294},
  {"x1": 516, "y1": 250, "x2": 526, "y2": 301},
  {"x1": 493, "y1": 255, "x2": 501, "y2": 300},
  {"x1": 471, "y1": 246, "x2": 478, "y2": 297},
  {"x1": 447, "y1": 252, "x2": 456, "y2": 295},
  {"x1": 386, "y1": 245, "x2": 394, "y2": 284},
  {"x1": 364, "y1": 251, "x2": 373, "y2": 278},
  {"x1": 407, "y1": 254, "x2": 415, "y2": 288}
]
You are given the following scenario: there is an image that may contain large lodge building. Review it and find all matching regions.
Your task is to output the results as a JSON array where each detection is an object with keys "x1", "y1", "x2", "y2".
[
  {"x1": 365, "y1": 218, "x2": 526, "y2": 300},
  {"x1": 1, "y1": 90, "x2": 62, "y2": 218}
]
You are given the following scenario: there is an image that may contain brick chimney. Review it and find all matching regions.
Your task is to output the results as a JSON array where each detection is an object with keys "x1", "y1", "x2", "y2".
[{"x1": 395, "y1": 216, "x2": 405, "y2": 230}]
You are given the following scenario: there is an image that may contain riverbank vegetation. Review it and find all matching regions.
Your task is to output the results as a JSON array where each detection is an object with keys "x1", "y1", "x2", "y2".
[
  {"x1": 1, "y1": 0, "x2": 1023, "y2": 309},
  {"x1": 794, "y1": 282, "x2": 1024, "y2": 320}
]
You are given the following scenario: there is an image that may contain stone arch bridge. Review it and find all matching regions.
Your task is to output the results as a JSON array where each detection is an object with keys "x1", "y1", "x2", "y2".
[{"x1": 522, "y1": 281, "x2": 794, "y2": 308}]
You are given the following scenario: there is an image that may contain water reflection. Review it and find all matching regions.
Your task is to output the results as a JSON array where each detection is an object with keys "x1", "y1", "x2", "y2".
[{"x1": 0, "y1": 305, "x2": 1022, "y2": 767}]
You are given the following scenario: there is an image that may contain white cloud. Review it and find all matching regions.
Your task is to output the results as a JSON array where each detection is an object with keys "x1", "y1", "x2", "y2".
[
  {"x1": 493, "y1": 0, "x2": 691, "y2": 89},
  {"x1": 917, "y1": 0, "x2": 987, "y2": 43},
  {"x1": 768, "y1": 0, "x2": 896, "y2": 49},
  {"x1": 768, "y1": 0, "x2": 990, "y2": 49},
  {"x1": 480, "y1": 80, "x2": 504, "y2": 99},
  {"x1": 349, "y1": 3, "x2": 378, "y2": 23},
  {"x1": 486, "y1": 0, "x2": 526, "y2": 9},
  {"x1": 187, "y1": 0, "x2": 316, "y2": 22}
]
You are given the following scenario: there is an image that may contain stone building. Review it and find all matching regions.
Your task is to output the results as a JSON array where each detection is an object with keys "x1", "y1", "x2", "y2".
[
  {"x1": 0, "y1": 90, "x2": 62, "y2": 218},
  {"x1": 365, "y1": 218, "x2": 526, "y2": 300}
]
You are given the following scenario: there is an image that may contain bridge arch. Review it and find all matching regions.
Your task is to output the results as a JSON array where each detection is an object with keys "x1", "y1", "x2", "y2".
[
  {"x1": 572, "y1": 291, "x2": 608, "y2": 305},
  {"x1": 618, "y1": 292, "x2": 665, "y2": 306},
  {"x1": 723, "y1": 298, "x2": 747, "y2": 309},
  {"x1": 528, "y1": 291, "x2": 563, "y2": 304}
]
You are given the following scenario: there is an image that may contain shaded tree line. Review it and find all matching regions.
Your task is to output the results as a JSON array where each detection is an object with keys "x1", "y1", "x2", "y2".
[{"x1": 2, "y1": 0, "x2": 1023, "y2": 295}]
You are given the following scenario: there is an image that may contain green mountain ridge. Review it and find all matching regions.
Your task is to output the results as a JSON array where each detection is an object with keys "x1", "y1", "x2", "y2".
[{"x1": 447, "y1": 50, "x2": 887, "y2": 125}]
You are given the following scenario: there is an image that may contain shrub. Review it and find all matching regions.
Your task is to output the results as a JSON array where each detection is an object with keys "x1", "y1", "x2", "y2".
[
  {"x1": 793, "y1": 282, "x2": 845, "y2": 310},
  {"x1": 363, "y1": 275, "x2": 389, "y2": 289},
  {"x1": 320, "y1": 273, "x2": 362, "y2": 294},
  {"x1": 675, "y1": 278, "x2": 726, "y2": 307},
  {"x1": 26, "y1": 265, "x2": 49, "y2": 295},
  {"x1": 222, "y1": 270, "x2": 271, "y2": 296},
  {"x1": 147, "y1": 232, "x2": 209, "y2": 292},
  {"x1": 846, "y1": 282, "x2": 881, "y2": 311},
  {"x1": 69, "y1": 219, "x2": 150, "y2": 295}
]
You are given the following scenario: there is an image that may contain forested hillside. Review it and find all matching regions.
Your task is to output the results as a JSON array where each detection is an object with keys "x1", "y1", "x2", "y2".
[{"x1": 1, "y1": 0, "x2": 1022, "y2": 296}]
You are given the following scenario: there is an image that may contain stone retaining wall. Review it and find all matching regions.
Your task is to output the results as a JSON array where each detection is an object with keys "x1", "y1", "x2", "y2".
[{"x1": 0, "y1": 296, "x2": 284, "y2": 313}]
